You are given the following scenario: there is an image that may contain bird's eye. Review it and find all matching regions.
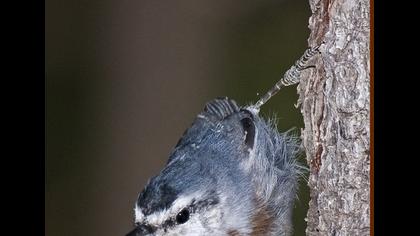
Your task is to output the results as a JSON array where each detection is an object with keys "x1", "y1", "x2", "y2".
[{"x1": 176, "y1": 208, "x2": 190, "y2": 224}]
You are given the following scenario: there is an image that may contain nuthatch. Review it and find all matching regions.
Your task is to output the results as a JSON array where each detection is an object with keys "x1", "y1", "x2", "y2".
[{"x1": 127, "y1": 47, "x2": 318, "y2": 236}]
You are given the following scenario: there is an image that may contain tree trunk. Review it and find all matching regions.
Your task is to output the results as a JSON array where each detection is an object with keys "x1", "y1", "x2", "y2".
[{"x1": 297, "y1": 0, "x2": 370, "y2": 235}]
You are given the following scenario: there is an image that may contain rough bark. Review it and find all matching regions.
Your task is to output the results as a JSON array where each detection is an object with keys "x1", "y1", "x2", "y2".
[{"x1": 297, "y1": 0, "x2": 370, "y2": 235}]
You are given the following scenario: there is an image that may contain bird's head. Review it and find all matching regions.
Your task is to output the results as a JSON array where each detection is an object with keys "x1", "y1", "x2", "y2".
[{"x1": 127, "y1": 98, "x2": 302, "y2": 236}]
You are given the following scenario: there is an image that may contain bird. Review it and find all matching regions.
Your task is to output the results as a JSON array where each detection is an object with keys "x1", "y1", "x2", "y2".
[{"x1": 126, "y1": 97, "x2": 304, "y2": 236}]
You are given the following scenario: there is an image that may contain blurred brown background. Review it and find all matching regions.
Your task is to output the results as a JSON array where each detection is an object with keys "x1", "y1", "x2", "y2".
[{"x1": 46, "y1": 0, "x2": 310, "y2": 235}]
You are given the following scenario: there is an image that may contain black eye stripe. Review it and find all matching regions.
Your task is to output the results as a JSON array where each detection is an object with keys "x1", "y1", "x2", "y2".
[
  {"x1": 193, "y1": 196, "x2": 220, "y2": 210},
  {"x1": 161, "y1": 218, "x2": 175, "y2": 229},
  {"x1": 151, "y1": 195, "x2": 220, "y2": 230}
]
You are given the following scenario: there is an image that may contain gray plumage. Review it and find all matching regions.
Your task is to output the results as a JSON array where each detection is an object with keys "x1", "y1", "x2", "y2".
[{"x1": 127, "y1": 97, "x2": 304, "y2": 236}]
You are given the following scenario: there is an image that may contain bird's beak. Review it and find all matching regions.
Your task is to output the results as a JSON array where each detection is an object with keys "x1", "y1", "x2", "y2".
[
  {"x1": 126, "y1": 227, "x2": 143, "y2": 236},
  {"x1": 126, "y1": 224, "x2": 155, "y2": 236}
]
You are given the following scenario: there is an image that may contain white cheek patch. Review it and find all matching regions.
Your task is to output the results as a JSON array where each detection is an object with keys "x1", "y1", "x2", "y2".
[{"x1": 134, "y1": 205, "x2": 145, "y2": 223}]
